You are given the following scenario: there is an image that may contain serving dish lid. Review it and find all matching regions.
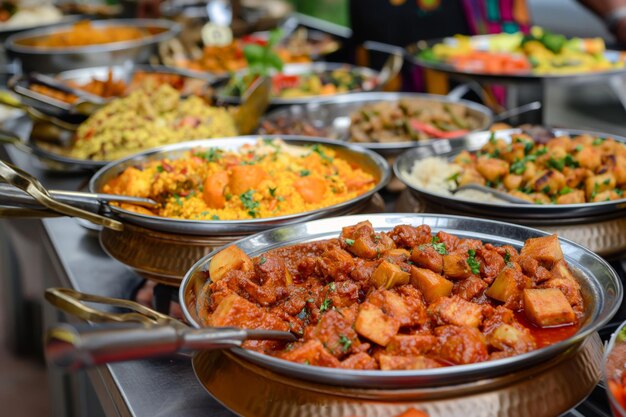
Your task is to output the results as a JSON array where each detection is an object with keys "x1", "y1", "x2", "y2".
[
  {"x1": 259, "y1": 91, "x2": 493, "y2": 155},
  {"x1": 394, "y1": 127, "x2": 626, "y2": 222},
  {"x1": 180, "y1": 213, "x2": 622, "y2": 388},
  {"x1": 89, "y1": 135, "x2": 390, "y2": 235},
  {"x1": 407, "y1": 34, "x2": 626, "y2": 84}
]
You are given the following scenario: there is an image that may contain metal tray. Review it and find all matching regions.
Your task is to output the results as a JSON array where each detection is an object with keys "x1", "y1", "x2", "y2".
[
  {"x1": 180, "y1": 213, "x2": 622, "y2": 388},
  {"x1": 5, "y1": 19, "x2": 181, "y2": 73},
  {"x1": 211, "y1": 62, "x2": 383, "y2": 106},
  {"x1": 394, "y1": 128, "x2": 626, "y2": 222},
  {"x1": 407, "y1": 35, "x2": 626, "y2": 84},
  {"x1": 259, "y1": 92, "x2": 493, "y2": 156},
  {"x1": 88, "y1": 136, "x2": 390, "y2": 235}
]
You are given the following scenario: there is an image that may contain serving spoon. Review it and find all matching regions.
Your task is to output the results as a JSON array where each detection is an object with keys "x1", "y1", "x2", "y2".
[
  {"x1": 452, "y1": 183, "x2": 531, "y2": 204},
  {"x1": 44, "y1": 288, "x2": 296, "y2": 371}
]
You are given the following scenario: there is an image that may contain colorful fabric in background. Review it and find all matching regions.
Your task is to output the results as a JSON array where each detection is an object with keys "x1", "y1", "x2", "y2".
[{"x1": 461, "y1": 0, "x2": 531, "y2": 36}]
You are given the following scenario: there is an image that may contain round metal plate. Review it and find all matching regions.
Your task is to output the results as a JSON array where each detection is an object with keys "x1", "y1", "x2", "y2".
[
  {"x1": 394, "y1": 127, "x2": 626, "y2": 222},
  {"x1": 259, "y1": 92, "x2": 493, "y2": 156},
  {"x1": 192, "y1": 333, "x2": 602, "y2": 417},
  {"x1": 89, "y1": 135, "x2": 390, "y2": 235},
  {"x1": 407, "y1": 35, "x2": 626, "y2": 84},
  {"x1": 180, "y1": 213, "x2": 622, "y2": 388}
]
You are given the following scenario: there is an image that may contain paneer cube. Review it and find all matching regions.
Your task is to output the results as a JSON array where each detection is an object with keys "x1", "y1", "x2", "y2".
[
  {"x1": 210, "y1": 293, "x2": 287, "y2": 331},
  {"x1": 485, "y1": 266, "x2": 522, "y2": 303},
  {"x1": 519, "y1": 234, "x2": 564, "y2": 265},
  {"x1": 385, "y1": 334, "x2": 437, "y2": 356},
  {"x1": 475, "y1": 157, "x2": 509, "y2": 182},
  {"x1": 371, "y1": 260, "x2": 410, "y2": 289},
  {"x1": 576, "y1": 146, "x2": 601, "y2": 170},
  {"x1": 503, "y1": 174, "x2": 523, "y2": 191},
  {"x1": 585, "y1": 173, "x2": 616, "y2": 200},
  {"x1": 278, "y1": 340, "x2": 340, "y2": 367},
  {"x1": 427, "y1": 295, "x2": 483, "y2": 328},
  {"x1": 209, "y1": 245, "x2": 253, "y2": 282},
  {"x1": 378, "y1": 355, "x2": 441, "y2": 370},
  {"x1": 530, "y1": 169, "x2": 566, "y2": 194},
  {"x1": 487, "y1": 324, "x2": 536, "y2": 353},
  {"x1": 410, "y1": 266, "x2": 453, "y2": 302},
  {"x1": 523, "y1": 288, "x2": 576, "y2": 327},
  {"x1": 354, "y1": 302, "x2": 400, "y2": 346},
  {"x1": 556, "y1": 189, "x2": 586, "y2": 204},
  {"x1": 410, "y1": 245, "x2": 443, "y2": 273},
  {"x1": 443, "y1": 254, "x2": 472, "y2": 279}
]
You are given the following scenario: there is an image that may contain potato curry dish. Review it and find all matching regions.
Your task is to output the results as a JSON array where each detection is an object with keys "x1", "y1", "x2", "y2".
[
  {"x1": 103, "y1": 139, "x2": 376, "y2": 221},
  {"x1": 449, "y1": 133, "x2": 626, "y2": 204},
  {"x1": 197, "y1": 221, "x2": 584, "y2": 370}
]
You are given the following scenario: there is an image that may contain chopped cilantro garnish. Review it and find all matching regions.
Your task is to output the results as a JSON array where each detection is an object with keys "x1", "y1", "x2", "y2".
[
  {"x1": 344, "y1": 238, "x2": 355, "y2": 246},
  {"x1": 574, "y1": 145, "x2": 583, "y2": 152},
  {"x1": 616, "y1": 188, "x2": 624, "y2": 197},
  {"x1": 211, "y1": 214, "x2": 220, "y2": 220},
  {"x1": 559, "y1": 186, "x2": 572, "y2": 195},
  {"x1": 535, "y1": 147, "x2": 548, "y2": 156},
  {"x1": 547, "y1": 157, "x2": 565, "y2": 171},
  {"x1": 541, "y1": 185, "x2": 551, "y2": 194},
  {"x1": 277, "y1": 196, "x2": 285, "y2": 202},
  {"x1": 431, "y1": 236, "x2": 448, "y2": 255},
  {"x1": 311, "y1": 144, "x2": 333, "y2": 163},
  {"x1": 195, "y1": 148, "x2": 222, "y2": 162},
  {"x1": 320, "y1": 298, "x2": 332, "y2": 312},
  {"x1": 523, "y1": 141, "x2": 534, "y2": 155},
  {"x1": 446, "y1": 172, "x2": 461, "y2": 182},
  {"x1": 173, "y1": 194, "x2": 183, "y2": 206},
  {"x1": 504, "y1": 250, "x2": 511, "y2": 264},
  {"x1": 604, "y1": 178, "x2": 611, "y2": 185},
  {"x1": 564, "y1": 155, "x2": 579, "y2": 168},
  {"x1": 488, "y1": 132, "x2": 496, "y2": 144},
  {"x1": 268, "y1": 186, "x2": 277, "y2": 197},
  {"x1": 259, "y1": 256, "x2": 267, "y2": 265},
  {"x1": 591, "y1": 183, "x2": 600, "y2": 200},
  {"x1": 339, "y1": 335, "x2": 352, "y2": 352},
  {"x1": 300, "y1": 169, "x2": 310, "y2": 177},
  {"x1": 156, "y1": 165, "x2": 164, "y2": 173},
  {"x1": 593, "y1": 137, "x2": 603, "y2": 146},
  {"x1": 467, "y1": 249, "x2": 481, "y2": 275},
  {"x1": 239, "y1": 190, "x2": 260, "y2": 218},
  {"x1": 329, "y1": 282, "x2": 336, "y2": 291}
]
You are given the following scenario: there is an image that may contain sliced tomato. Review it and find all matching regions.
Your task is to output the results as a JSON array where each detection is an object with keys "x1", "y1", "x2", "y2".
[
  {"x1": 409, "y1": 119, "x2": 469, "y2": 139},
  {"x1": 272, "y1": 74, "x2": 300, "y2": 92}
]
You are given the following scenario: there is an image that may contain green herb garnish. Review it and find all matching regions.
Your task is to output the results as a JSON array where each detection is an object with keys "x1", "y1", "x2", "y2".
[
  {"x1": 344, "y1": 238, "x2": 355, "y2": 246},
  {"x1": 239, "y1": 190, "x2": 260, "y2": 218},
  {"x1": 259, "y1": 256, "x2": 267, "y2": 265},
  {"x1": 156, "y1": 165, "x2": 164, "y2": 173},
  {"x1": 195, "y1": 148, "x2": 222, "y2": 162},
  {"x1": 339, "y1": 335, "x2": 352, "y2": 352},
  {"x1": 300, "y1": 169, "x2": 310, "y2": 177},
  {"x1": 467, "y1": 249, "x2": 481, "y2": 275},
  {"x1": 431, "y1": 236, "x2": 448, "y2": 255},
  {"x1": 320, "y1": 298, "x2": 332, "y2": 312},
  {"x1": 593, "y1": 137, "x2": 603, "y2": 146}
]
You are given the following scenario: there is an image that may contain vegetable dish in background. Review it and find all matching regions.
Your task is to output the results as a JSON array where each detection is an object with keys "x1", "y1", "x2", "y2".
[
  {"x1": 103, "y1": 139, "x2": 376, "y2": 220},
  {"x1": 198, "y1": 220, "x2": 583, "y2": 369},
  {"x1": 419, "y1": 26, "x2": 624, "y2": 76},
  {"x1": 65, "y1": 84, "x2": 236, "y2": 161},
  {"x1": 405, "y1": 132, "x2": 626, "y2": 204},
  {"x1": 606, "y1": 325, "x2": 626, "y2": 416}
]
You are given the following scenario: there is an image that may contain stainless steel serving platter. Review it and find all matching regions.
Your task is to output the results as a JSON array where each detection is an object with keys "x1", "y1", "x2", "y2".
[
  {"x1": 408, "y1": 35, "x2": 626, "y2": 84},
  {"x1": 89, "y1": 136, "x2": 390, "y2": 235},
  {"x1": 5, "y1": 19, "x2": 181, "y2": 73},
  {"x1": 212, "y1": 62, "x2": 383, "y2": 106},
  {"x1": 394, "y1": 128, "x2": 626, "y2": 222},
  {"x1": 259, "y1": 92, "x2": 493, "y2": 156},
  {"x1": 180, "y1": 213, "x2": 622, "y2": 388}
]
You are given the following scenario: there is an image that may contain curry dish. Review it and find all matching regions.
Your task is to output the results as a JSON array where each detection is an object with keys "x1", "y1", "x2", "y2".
[
  {"x1": 197, "y1": 221, "x2": 584, "y2": 369},
  {"x1": 25, "y1": 21, "x2": 145, "y2": 48},
  {"x1": 103, "y1": 140, "x2": 376, "y2": 220}
]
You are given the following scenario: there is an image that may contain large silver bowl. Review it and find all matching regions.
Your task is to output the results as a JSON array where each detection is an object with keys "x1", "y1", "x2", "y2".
[
  {"x1": 394, "y1": 128, "x2": 626, "y2": 223},
  {"x1": 89, "y1": 136, "x2": 390, "y2": 235},
  {"x1": 180, "y1": 213, "x2": 622, "y2": 388},
  {"x1": 5, "y1": 19, "x2": 181, "y2": 73},
  {"x1": 212, "y1": 62, "x2": 383, "y2": 107},
  {"x1": 259, "y1": 92, "x2": 493, "y2": 156}
]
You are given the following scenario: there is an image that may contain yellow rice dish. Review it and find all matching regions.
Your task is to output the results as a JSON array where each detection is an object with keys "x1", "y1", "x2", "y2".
[
  {"x1": 103, "y1": 139, "x2": 377, "y2": 220},
  {"x1": 70, "y1": 84, "x2": 237, "y2": 161}
]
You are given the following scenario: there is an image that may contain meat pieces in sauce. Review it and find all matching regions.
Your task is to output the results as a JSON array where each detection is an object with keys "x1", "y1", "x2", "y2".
[{"x1": 201, "y1": 221, "x2": 583, "y2": 369}]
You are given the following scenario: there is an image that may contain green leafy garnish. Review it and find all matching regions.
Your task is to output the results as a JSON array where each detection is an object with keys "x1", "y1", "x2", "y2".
[
  {"x1": 618, "y1": 326, "x2": 626, "y2": 342},
  {"x1": 259, "y1": 256, "x2": 267, "y2": 265},
  {"x1": 268, "y1": 186, "x2": 277, "y2": 197},
  {"x1": 344, "y1": 238, "x2": 355, "y2": 246},
  {"x1": 156, "y1": 165, "x2": 164, "y2": 173},
  {"x1": 300, "y1": 169, "x2": 310, "y2": 177},
  {"x1": 593, "y1": 137, "x2": 603, "y2": 146},
  {"x1": 431, "y1": 236, "x2": 448, "y2": 255},
  {"x1": 504, "y1": 250, "x2": 511, "y2": 264},
  {"x1": 239, "y1": 190, "x2": 260, "y2": 218},
  {"x1": 446, "y1": 172, "x2": 461, "y2": 182},
  {"x1": 328, "y1": 282, "x2": 336, "y2": 291},
  {"x1": 311, "y1": 144, "x2": 334, "y2": 163},
  {"x1": 243, "y1": 28, "x2": 284, "y2": 76},
  {"x1": 339, "y1": 335, "x2": 352, "y2": 352},
  {"x1": 574, "y1": 145, "x2": 583, "y2": 152},
  {"x1": 211, "y1": 214, "x2": 220, "y2": 220},
  {"x1": 320, "y1": 298, "x2": 332, "y2": 312},
  {"x1": 467, "y1": 249, "x2": 481, "y2": 275},
  {"x1": 559, "y1": 186, "x2": 572, "y2": 195},
  {"x1": 173, "y1": 194, "x2": 183, "y2": 206},
  {"x1": 195, "y1": 148, "x2": 222, "y2": 162}
]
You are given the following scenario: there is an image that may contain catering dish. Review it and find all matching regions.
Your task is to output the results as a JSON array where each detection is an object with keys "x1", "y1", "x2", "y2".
[
  {"x1": 43, "y1": 84, "x2": 236, "y2": 162},
  {"x1": 22, "y1": 20, "x2": 145, "y2": 48},
  {"x1": 411, "y1": 28, "x2": 626, "y2": 81},
  {"x1": 5, "y1": 18, "x2": 180, "y2": 72},
  {"x1": 182, "y1": 213, "x2": 621, "y2": 387},
  {"x1": 198, "y1": 220, "x2": 584, "y2": 370},
  {"x1": 258, "y1": 92, "x2": 492, "y2": 155},
  {"x1": 102, "y1": 138, "x2": 377, "y2": 221},
  {"x1": 214, "y1": 63, "x2": 382, "y2": 106},
  {"x1": 606, "y1": 322, "x2": 626, "y2": 416},
  {"x1": 395, "y1": 128, "x2": 626, "y2": 221}
]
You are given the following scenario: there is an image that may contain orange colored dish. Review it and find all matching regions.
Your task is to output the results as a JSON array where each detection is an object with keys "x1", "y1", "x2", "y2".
[
  {"x1": 25, "y1": 21, "x2": 144, "y2": 48},
  {"x1": 198, "y1": 221, "x2": 583, "y2": 370}
]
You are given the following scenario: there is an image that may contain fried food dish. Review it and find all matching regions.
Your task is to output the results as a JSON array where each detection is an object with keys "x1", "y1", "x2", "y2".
[
  {"x1": 449, "y1": 133, "x2": 626, "y2": 204},
  {"x1": 197, "y1": 221, "x2": 583, "y2": 369},
  {"x1": 103, "y1": 139, "x2": 376, "y2": 220}
]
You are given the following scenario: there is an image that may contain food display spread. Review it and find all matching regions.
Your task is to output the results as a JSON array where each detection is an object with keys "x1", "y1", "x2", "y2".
[
  {"x1": 418, "y1": 27, "x2": 624, "y2": 75},
  {"x1": 404, "y1": 132, "x2": 626, "y2": 204},
  {"x1": 66, "y1": 84, "x2": 236, "y2": 161},
  {"x1": 22, "y1": 20, "x2": 145, "y2": 48},
  {"x1": 260, "y1": 98, "x2": 482, "y2": 142},
  {"x1": 103, "y1": 139, "x2": 376, "y2": 220},
  {"x1": 607, "y1": 326, "x2": 626, "y2": 414},
  {"x1": 197, "y1": 221, "x2": 583, "y2": 369}
]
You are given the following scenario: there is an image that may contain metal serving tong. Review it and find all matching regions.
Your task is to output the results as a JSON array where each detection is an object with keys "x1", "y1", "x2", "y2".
[
  {"x1": 453, "y1": 183, "x2": 531, "y2": 204},
  {"x1": 0, "y1": 161, "x2": 158, "y2": 230},
  {"x1": 0, "y1": 90, "x2": 81, "y2": 132},
  {"x1": 44, "y1": 288, "x2": 296, "y2": 371}
]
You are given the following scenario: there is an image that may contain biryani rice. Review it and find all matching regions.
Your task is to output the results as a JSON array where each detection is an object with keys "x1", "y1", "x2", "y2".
[
  {"x1": 104, "y1": 139, "x2": 377, "y2": 220},
  {"x1": 70, "y1": 84, "x2": 237, "y2": 161}
]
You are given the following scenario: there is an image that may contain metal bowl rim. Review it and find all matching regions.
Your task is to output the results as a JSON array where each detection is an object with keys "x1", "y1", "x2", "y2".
[
  {"x1": 88, "y1": 135, "x2": 391, "y2": 227},
  {"x1": 179, "y1": 212, "x2": 622, "y2": 382}
]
